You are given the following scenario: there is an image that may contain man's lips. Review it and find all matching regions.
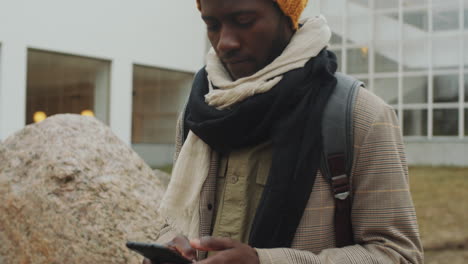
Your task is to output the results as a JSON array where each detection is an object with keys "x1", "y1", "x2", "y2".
[{"x1": 222, "y1": 58, "x2": 251, "y2": 65}]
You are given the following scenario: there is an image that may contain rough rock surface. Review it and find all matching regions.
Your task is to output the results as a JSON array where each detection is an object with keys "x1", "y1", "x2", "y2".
[{"x1": 0, "y1": 114, "x2": 168, "y2": 263}]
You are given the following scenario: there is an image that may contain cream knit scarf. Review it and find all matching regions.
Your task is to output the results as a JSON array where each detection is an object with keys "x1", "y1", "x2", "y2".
[{"x1": 158, "y1": 16, "x2": 331, "y2": 239}]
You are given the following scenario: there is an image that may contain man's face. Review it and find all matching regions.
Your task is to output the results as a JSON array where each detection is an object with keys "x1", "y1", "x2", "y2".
[{"x1": 200, "y1": 0, "x2": 293, "y2": 80}]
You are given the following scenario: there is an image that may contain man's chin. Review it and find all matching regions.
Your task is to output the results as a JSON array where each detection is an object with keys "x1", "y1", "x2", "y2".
[{"x1": 226, "y1": 65, "x2": 257, "y2": 81}]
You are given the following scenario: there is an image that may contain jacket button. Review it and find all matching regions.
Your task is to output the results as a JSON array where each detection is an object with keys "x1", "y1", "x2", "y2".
[
  {"x1": 229, "y1": 175, "x2": 238, "y2": 184},
  {"x1": 207, "y1": 203, "x2": 213, "y2": 210}
]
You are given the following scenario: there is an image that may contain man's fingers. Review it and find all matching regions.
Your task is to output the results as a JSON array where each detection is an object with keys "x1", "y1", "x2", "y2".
[
  {"x1": 190, "y1": 236, "x2": 237, "y2": 251},
  {"x1": 166, "y1": 235, "x2": 197, "y2": 260}
]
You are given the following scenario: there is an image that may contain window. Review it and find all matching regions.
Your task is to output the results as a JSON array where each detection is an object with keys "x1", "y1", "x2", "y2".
[
  {"x1": 465, "y1": 109, "x2": 468, "y2": 136},
  {"x1": 465, "y1": 9, "x2": 468, "y2": 29},
  {"x1": 350, "y1": 0, "x2": 368, "y2": 7},
  {"x1": 132, "y1": 65, "x2": 193, "y2": 144},
  {"x1": 404, "y1": 109, "x2": 427, "y2": 136},
  {"x1": 403, "y1": 10, "x2": 429, "y2": 32},
  {"x1": 346, "y1": 15, "x2": 371, "y2": 45},
  {"x1": 330, "y1": 33, "x2": 343, "y2": 45},
  {"x1": 322, "y1": 0, "x2": 466, "y2": 139},
  {"x1": 402, "y1": 0, "x2": 428, "y2": 8},
  {"x1": 26, "y1": 49, "x2": 110, "y2": 125},
  {"x1": 375, "y1": 42, "x2": 399, "y2": 73},
  {"x1": 347, "y1": 48, "x2": 369, "y2": 74},
  {"x1": 374, "y1": 77, "x2": 398, "y2": 104},
  {"x1": 403, "y1": 76, "x2": 428, "y2": 104},
  {"x1": 465, "y1": 74, "x2": 468, "y2": 102},
  {"x1": 433, "y1": 6, "x2": 460, "y2": 31},
  {"x1": 433, "y1": 36, "x2": 460, "y2": 71},
  {"x1": 403, "y1": 39, "x2": 429, "y2": 71},
  {"x1": 433, "y1": 109, "x2": 458, "y2": 136},
  {"x1": 375, "y1": 0, "x2": 398, "y2": 10},
  {"x1": 375, "y1": 13, "x2": 399, "y2": 42},
  {"x1": 465, "y1": 36, "x2": 468, "y2": 67},
  {"x1": 433, "y1": 75, "x2": 459, "y2": 103}
]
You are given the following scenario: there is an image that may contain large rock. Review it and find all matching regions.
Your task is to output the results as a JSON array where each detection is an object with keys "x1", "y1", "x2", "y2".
[{"x1": 0, "y1": 114, "x2": 168, "y2": 263}]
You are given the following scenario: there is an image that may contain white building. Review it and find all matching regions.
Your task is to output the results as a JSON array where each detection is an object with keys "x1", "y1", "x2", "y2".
[
  {"x1": 0, "y1": 0, "x2": 206, "y2": 167},
  {"x1": 0, "y1": 0, "x2": 466, "y2": 167},
  {"x1": 319, "y1": 0, "x2": 468, "y2": 166}
]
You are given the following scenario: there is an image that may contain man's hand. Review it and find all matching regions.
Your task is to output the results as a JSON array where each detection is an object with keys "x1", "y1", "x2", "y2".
[
  {"x1": 190, "y1": 236, "x2": 260, "y2": 264},
  {"x1": 141, "y1": 235, "x2": 196, "y2": 264}
]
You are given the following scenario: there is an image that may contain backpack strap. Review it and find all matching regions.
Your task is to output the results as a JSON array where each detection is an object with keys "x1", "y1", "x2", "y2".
[{"x1": 321, "y1": 72, "x2": 363, "y2": 247}]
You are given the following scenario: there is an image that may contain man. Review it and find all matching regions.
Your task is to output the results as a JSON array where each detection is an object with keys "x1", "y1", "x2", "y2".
[{"x1": 146, "y1": 0, "x2": 423, "y2": 263}]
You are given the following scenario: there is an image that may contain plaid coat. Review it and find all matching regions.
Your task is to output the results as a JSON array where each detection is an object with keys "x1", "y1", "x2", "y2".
[{"x1": 158, "y1": 87, "x2": 423, "y2": 264}]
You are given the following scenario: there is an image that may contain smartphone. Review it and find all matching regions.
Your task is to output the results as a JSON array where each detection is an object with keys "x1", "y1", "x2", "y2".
[{"x1": 126, "y1": 241, "x2": 192, "y2": 264}]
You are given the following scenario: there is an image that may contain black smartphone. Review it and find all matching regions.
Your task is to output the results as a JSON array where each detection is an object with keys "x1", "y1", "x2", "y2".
[{"x1": 126, "y1": 241, "x2": 192, "y2": 264}]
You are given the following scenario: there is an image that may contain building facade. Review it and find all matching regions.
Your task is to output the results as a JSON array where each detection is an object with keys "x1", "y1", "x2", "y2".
[
  {"x1": 317, "y1": 0, "x2": 468, "y2": 166},
  {"x1": 0, "y1": 0, "x2": 466, "y2": 166},
  {"x1": 0, "y1": 0, "x2": 206, "y2": 167}
]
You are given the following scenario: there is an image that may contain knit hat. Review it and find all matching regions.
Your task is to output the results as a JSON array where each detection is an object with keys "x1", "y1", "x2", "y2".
[{"x1": 196, "y1": 0, "x2": 309, "y2": 30}]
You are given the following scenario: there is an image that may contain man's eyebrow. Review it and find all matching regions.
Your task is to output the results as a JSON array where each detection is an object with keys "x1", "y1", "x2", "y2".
[
  {"x1": 229, "y1": 10, "x2": 257, "y2": 17},
  {"x1": 201, "y1": 15, "x2": 216, "y2": 21},
  {"x1": 202, "y1": 10, "x2": 257, "y2": 21}
]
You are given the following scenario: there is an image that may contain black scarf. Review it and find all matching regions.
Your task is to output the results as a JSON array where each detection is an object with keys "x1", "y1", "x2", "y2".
[{"x1": 184, "y1": 49, "x2": 337, "y2": 248}]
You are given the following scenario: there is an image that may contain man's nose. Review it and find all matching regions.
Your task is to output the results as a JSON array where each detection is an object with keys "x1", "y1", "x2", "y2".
[{"x1": 216, "y1": 27, "x2": 241, "y2": 54}]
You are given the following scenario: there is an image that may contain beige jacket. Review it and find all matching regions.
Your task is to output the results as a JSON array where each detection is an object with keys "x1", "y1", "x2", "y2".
[{"x1": 158, "y1": 87, "x2": 423, "y2": 264}]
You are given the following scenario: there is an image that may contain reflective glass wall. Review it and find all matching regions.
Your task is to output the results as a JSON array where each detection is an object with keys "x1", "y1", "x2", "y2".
[{"x1": 322, "y1": 0, "x2": 467, "y2": 138}]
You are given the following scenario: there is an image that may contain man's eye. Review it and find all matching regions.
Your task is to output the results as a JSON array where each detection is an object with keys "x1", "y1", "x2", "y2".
[
  {"x1": 235, "y1": 16, "x2": 255, "y2": 26},
  {"x1": 206, "y1": 22, "x2": 220, "y2": 31}
]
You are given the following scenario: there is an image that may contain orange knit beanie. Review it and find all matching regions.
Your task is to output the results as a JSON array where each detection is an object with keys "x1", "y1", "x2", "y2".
[{"x1": 196, "y1": 0, "x2": 309, "y2": 30}]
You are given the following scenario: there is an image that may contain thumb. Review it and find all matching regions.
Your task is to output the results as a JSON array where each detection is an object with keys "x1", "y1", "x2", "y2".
[{"x1": 190, "y1": 236, "x2": 237, "y2": 251}]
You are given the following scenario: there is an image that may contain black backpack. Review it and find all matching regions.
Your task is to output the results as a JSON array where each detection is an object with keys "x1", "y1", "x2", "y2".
[{"x1": 321, "y1": 73, "x2": 363, "y2": 247}]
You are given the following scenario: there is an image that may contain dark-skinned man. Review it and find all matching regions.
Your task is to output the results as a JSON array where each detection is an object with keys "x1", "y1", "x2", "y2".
[{"x1": 145, "y1": 0, "x2": 423, "y2": 263}]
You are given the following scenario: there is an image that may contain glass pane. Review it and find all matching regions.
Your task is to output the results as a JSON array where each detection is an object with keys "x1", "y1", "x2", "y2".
[
  {"x1": 374, "y1": 78, "x2": 399, "y2": 104},
  {"x1": 350, "y1": 0, "x2": 371, "y2": 17},
  {"x1": 403, "y1": 9, "x2": 429, "y2": 35},
  {"x1": 375, "y1": 13, "x2": 399, "y2": 42},
  {"x1": 350, "y1": 0, "x2": 369, "y2": 7},
  {"x1": 433, "y1": 7, "x2": 460, "y2": 31},
  {"x1": 347, "y1": 48, "x2": 369, "y2": 74},
  {"x1": 433, "y1": 75, "x2": 459, "y2": 103},
  {"x1": 402, "y1": 0, "x2": 428, "y2": 8},
  {"x1": 321, "y1": 0, "x2": 345, "y2": 16},
  {"x1": 330, "y1": 33, "x2": 343, "y2": 45},
  {"x1": 132, "y1": 65, "x2": 193, "y2": 144},
  {"x1": 403, "y1": 39, "x2": 430, "y2": 71},
  {"x1": 375, "y1": 42, "x2": 398, "y2": 73},
  {"x1": 433, "y1": 109, "x2": 459, "y2": 136},
  {"x1": 433, "y1": 0, "x2": 457, "y2": 5},
  {"x1": 465, "y1": 9, "x2": 468, "y2": 29},
  {"x1": 26, "y1": 49, "x2": 110, "y2": 125},
  {"x1": 327, "y1": 16, "x2": 342, "y2": 37},
  {"x1": 347, "y1": 15, "x2": 371, "y2": 44},
  {"x1": 403, "y1": 76, "x2": 428, "y2": 104},
  {"x1": 465, "y1": 74, "x2": 468, "y2": 102},
  {"x1": 375, "y1": 0, "x2": 398, "y2": 9},
  {"x1": 465, "y1": 109, "x2": 468, "y2": 136},
  {"x1": 464, "y1": 36, "x2": 468, "y2": 67},
  {"x1": 403, "y1": 109, "x2": 428, "y2": 136},
  {"x1": 433, "y1": 36, "x2": 460, "y2": 71}
]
